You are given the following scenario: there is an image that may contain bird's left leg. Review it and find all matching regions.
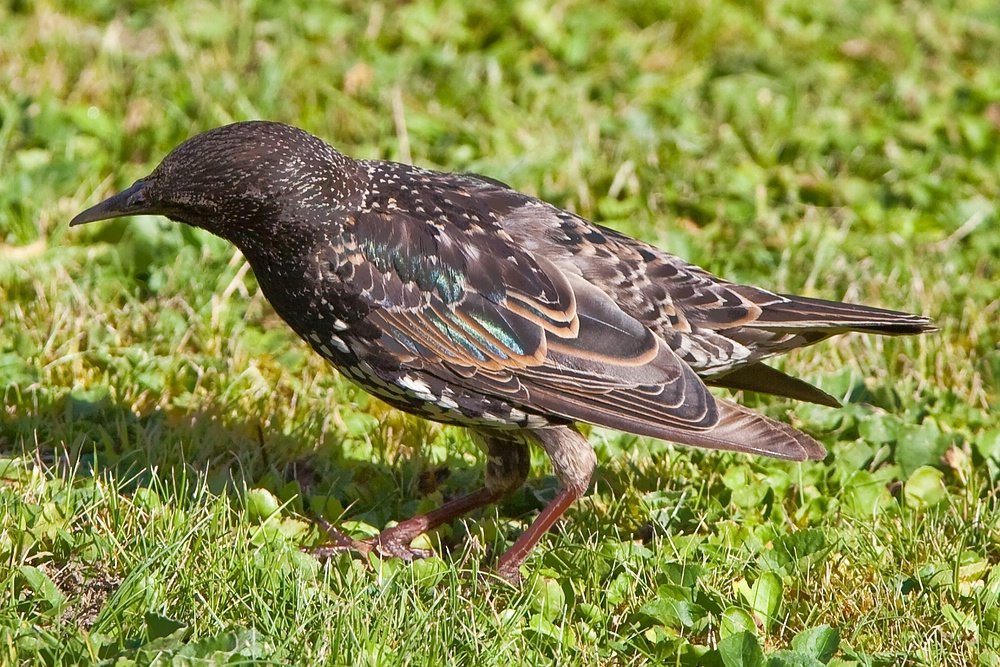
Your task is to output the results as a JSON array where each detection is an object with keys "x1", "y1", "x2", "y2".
[{"x1": 310, "y1": 431, "x2": 530, "y2": 561}]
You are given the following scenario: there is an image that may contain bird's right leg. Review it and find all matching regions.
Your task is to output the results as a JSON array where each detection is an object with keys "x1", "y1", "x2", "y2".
[
  {"x1": 494, "y1": 425, "x2": 596, "y2": 583},
  {"x1": 309, "y1": 431, "x2": 530, "y2": 561}
]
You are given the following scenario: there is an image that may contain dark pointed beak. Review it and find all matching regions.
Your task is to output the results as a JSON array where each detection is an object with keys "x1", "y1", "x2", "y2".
[{"x1": 70, "y1": 179, "x2": 156, "y2": 226}]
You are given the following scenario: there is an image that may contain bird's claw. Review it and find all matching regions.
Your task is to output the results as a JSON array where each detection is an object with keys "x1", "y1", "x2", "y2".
[
  {"x1": 370, "y1": 539, "x2": 434, "y2": 562},
  {"x1": 307, "y1": 519, "x2": 435, "y2": 563},
  {"x1": 307, "y1": 519, "x2": 373, "y2": 559}
]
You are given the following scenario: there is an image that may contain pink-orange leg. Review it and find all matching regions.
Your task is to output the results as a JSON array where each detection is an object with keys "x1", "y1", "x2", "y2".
[
  {"x1": 309, "y1": 425, "x2": 595, "y2": 585},
  {"x1": 494, "y1": 426, "x2": 595, "y2": 583},
  {"x1": 309, "y1": 433, "x2": 530, "y2": 561},
  {"x1": 495, "y1": 487, "x2": 581, "y2": 582},
  {"x1": 311, "y1": 487, "x2": 503, "y2": 560}
]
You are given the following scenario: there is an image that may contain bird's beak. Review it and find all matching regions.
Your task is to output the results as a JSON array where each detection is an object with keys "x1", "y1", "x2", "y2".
[{"x1": 70, "y1": 179, "x2": 156, "y2": 226}]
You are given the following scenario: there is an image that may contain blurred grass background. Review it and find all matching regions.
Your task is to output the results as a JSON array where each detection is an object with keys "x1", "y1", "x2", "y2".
[{"x1": 1, "y1": 0, "x2": 998, "y2": 664}]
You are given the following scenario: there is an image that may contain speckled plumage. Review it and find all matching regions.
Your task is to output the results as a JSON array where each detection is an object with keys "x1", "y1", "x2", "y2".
[{"x1": 72, "y1": 121, "x2": 934, "y2": 581}]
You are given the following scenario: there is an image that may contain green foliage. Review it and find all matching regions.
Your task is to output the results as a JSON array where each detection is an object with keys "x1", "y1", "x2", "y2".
[
  {"x1": 720, "y1": 632, "x2": 766, "y2": 667},
  {"x1": 1, "y1": 0, "x2": 998, "y2": 664}
]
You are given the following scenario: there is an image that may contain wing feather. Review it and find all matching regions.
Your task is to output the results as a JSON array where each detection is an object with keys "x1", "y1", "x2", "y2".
[
  {"x1": 349, "y1": 208, "x2": 730, "y2": 437},
  {"x1": 339, "y1": 198, "x2": 827, "y2": 462}
]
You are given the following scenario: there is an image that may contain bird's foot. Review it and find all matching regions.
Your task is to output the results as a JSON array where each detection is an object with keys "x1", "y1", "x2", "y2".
[
  {"x1": 309, "y1": 520, "x2": 527, "y2": 586},
  {"x1": 307, "y1": 519, "x2": 434, "y2": 562},
  {"x1": 369, "y1": 533, "x2": 435, "y2": 562},
  {"x1": 494, "y1": 563, "x2": 524, "y2": 586},
  {"x1": 307, "y1": 519, "x2": 374, "y2": 559},
  {"x1": 474, "y1": 564, "x2": 523, "y2": 587}
]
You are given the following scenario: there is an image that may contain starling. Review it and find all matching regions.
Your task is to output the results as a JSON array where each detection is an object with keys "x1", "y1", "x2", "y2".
[{"x1": 71, "y1": 121, "x2": 933, "y2": 582}]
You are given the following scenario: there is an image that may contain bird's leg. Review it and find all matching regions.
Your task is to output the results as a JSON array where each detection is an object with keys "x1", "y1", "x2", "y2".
[
  {"x1": 495, "y1": 426, "x2": 595, "y2": 584},
  {"x1": 310, "y1": 432, "x2": 530, "y2": 562},
  {"x1": 368, "y1": 432, "x2": 530, "y2": 559}
]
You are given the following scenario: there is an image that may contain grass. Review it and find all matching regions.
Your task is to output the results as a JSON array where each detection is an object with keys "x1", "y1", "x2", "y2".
[{"x1": 1, "y1": 0, "x2": 998, "y2": 664}]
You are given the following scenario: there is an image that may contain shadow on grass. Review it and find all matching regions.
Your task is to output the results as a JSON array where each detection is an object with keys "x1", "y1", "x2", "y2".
[{"x1": 0, "y1": 385, "x2": 554, "y2": 547}]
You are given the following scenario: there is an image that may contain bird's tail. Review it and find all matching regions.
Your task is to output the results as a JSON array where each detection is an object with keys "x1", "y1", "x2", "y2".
[
  {"x1": 753, "y1": 293, "x2": 935, "y2": 336},
  {"x1": 704, "y1": 290, "x2": 934, "y2": 407}
]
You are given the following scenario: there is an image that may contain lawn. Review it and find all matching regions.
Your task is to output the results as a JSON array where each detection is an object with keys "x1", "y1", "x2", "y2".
[{"x1": 1, "y1": 0, "x2": 998, "y2": 664}]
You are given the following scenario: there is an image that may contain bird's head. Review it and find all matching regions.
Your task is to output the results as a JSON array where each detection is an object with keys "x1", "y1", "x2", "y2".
[{"x1": 71, "y1": 121, "x2": 359, "y2": 242}]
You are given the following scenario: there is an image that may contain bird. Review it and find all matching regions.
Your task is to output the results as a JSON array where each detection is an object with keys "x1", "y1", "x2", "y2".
[{"x1": 71, "y1": 121, "x2": 933, "y2": 582}]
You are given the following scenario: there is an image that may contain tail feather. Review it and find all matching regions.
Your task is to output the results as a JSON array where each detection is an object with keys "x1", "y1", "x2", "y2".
[
  {"x1": 709, "y1": 362, "x2": 842, "y2": 408},
  {"x1": 754, "y1": 293, "x2": 935, "y2": 336},
  {"x1": 649, "y1": 398, "x2": 827, "y2": 461}
]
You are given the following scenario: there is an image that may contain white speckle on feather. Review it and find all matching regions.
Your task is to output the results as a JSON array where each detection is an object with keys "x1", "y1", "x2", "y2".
[
  {"x1": 329, "y1": 335, "x2": 349, "y2": 353},
  {"x1": 437, "y1": 389, "x2": 459, "y2": 410},
  {"x1": 398, "y1": 375, "x2": 435, "y2": 401}
]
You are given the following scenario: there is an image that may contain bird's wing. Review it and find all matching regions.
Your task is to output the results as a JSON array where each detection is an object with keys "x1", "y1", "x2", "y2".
[
  {"x1": 343, "y1": 208, "x2": 823, "y2": 461},
  {"x1": 493, "y1": 207, "x2": 930, "y2": 387}
]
